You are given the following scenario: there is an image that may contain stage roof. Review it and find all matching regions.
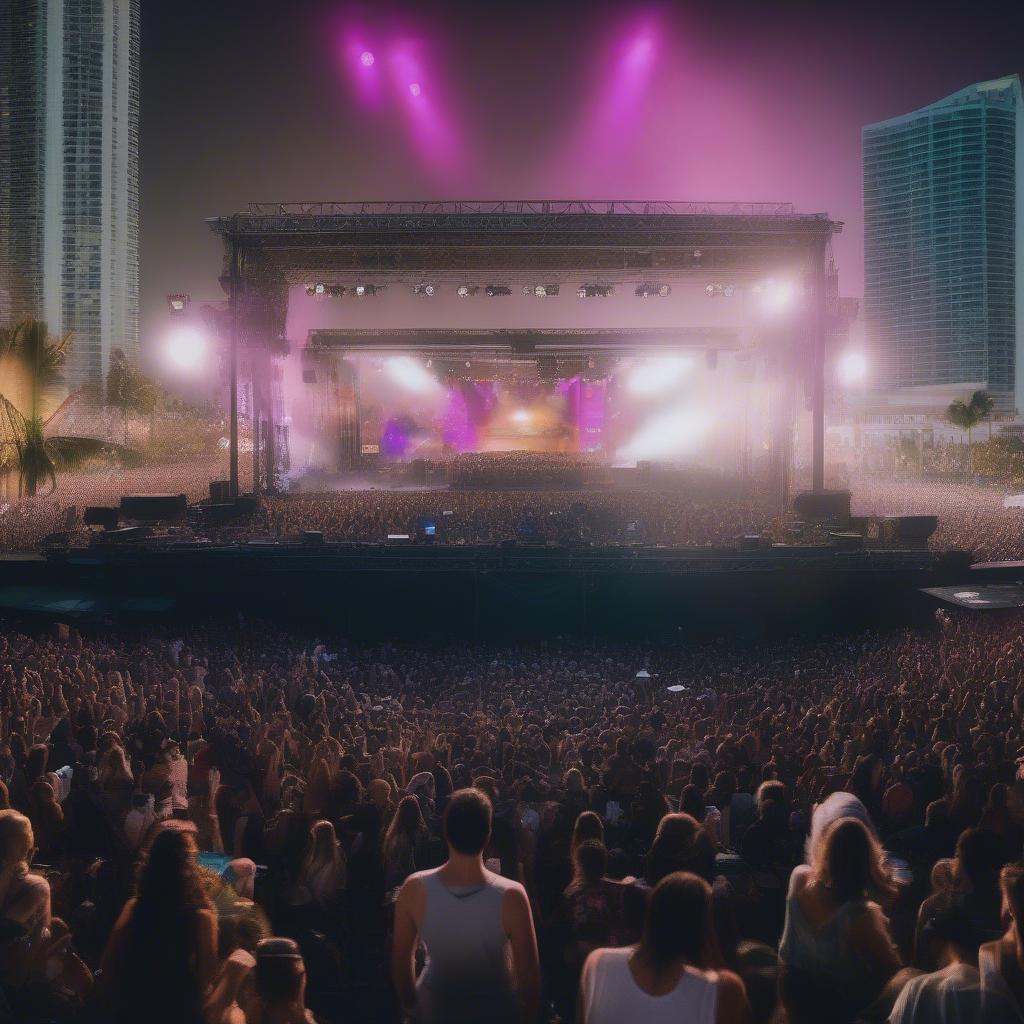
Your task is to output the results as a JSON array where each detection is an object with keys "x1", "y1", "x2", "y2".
[{"x1": 207, "y1": 200, "x2": 843, "y2": 283}]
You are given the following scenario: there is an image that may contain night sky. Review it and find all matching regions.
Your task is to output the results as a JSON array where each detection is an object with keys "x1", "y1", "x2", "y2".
[{"x1": 140, "y1": 0, "x2": 1024, "y2": 354}]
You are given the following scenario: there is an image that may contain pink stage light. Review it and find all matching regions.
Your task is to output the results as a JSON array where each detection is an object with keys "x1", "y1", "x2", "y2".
[
  {"x1": 408, "y1": 82, "x2": 421, "y2": 97},
  {"x1": 360, "y1": 50, "x2": 375, "y2": 67}
]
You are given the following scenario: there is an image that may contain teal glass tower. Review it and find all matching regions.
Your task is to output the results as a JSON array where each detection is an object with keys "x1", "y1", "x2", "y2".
[{"x1": 863, "y1": 76, "x2": 1024, "y2": 410}]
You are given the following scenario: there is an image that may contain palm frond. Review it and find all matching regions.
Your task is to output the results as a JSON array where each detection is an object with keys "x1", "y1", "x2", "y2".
[{"x1": 44, "y1": 435, "x2": 113, "y2": 472}]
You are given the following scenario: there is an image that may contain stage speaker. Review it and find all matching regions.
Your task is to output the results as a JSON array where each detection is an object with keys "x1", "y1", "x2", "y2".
[
  {"x1": 793, "y1": 490, "x2": 851, "y2": 524},
  {"x1": 209, "y1": 480, "x2": 230, "y2": 503},
  {"x1": 409, "y1": 459, "x2": 427, "y2": 485},
  {"x1": 100, "y1": 526, "x2": 152, "y2": 543},
  {"x1": 120, "y1": 494, "x2": 187, "y2": 521},
  {"x1": 233, "y1": 495, "x2": 259, "y2": 516},
  {"x1": 828, "y1": 531, "x2": 865, "y2": 551},
  {"x1": 881, "y1": 515, "x2": 938, "y2": 545},
  {"x1": 192, "y1": 503, "x2": 237, "y2": 525},
  {"x1": 83, "y1": 506, "x2": 119, "y2": 529}
]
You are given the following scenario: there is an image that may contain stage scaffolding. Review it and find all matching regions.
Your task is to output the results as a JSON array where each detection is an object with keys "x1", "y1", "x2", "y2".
[{"x1": 207, "y1": 201, "x2": 842, "y2": 497}]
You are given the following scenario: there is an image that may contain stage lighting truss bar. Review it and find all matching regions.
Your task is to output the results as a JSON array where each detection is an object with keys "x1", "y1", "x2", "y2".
[{"x1": 243, "y1": 200, "x2": 804, "y2": 217}]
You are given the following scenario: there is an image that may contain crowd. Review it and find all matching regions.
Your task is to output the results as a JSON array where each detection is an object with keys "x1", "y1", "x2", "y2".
[
  {"x1": 259, "y1": 487, "x2": 772, "y2": 548},
  {"x1": 7, "y1": 456, "x2": 1024, "y2": 561},
  {"x1": 0, "y1": 609, "x2": 1022, "y2": 1020},
  {"x1": 443, "y1": 454, "x2": 600, "y2": 489}
]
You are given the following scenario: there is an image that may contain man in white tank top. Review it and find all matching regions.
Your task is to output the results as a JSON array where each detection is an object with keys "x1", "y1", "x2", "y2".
[{"x1": 392, "y1": 788, "x2": 541, "y2": 1024}]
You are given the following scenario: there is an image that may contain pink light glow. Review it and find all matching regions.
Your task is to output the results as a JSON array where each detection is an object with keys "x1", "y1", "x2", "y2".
[
  {"x1": 408, "y1": 82, "x2": 421, "y2": 97},
  {"x1": 360, "y1": 50, "x2": 375, "y2": 67}
]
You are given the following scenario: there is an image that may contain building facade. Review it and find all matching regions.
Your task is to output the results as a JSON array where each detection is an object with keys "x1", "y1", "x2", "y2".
[
  {"x1": 0, "y1": 0, "x2": 139, "y2": 395},
  {"x1": 863, "y1": 75, "x2": 1023, "y2": 411}
]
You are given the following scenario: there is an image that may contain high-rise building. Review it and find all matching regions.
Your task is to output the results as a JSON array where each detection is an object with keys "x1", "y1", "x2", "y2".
[
  {"x1": 863, "y1": 75, "x2": 1023, "y2": 411},
  {"x1": 0, "y1": 0, "x2": 140, "y2": 396}
]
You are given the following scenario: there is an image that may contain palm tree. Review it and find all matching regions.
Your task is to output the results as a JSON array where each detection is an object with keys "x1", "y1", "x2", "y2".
[
  {"x1": 0, "y1": 319, "x2": 111, "y2": 497},
  {"x1": 0, "y1": 397, "x2": 109, "y2": 497},
  {"x1": 969, "y1": 390, "x2": 996, "y2": 440},
  {"x1": 107, "y1": 348, "x2": 163, "y2": 445},
  {"x1": 0, "y1": 319, "x2": 74, "y2": 421},
  {"x1": 947, "y1": 394, "x2": 987, "y2": 476}
]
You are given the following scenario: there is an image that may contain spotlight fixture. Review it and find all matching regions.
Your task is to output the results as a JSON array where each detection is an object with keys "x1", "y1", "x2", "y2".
[
  {"x1": 704, "y1": 283, "x2": 737, "y2": 298},
  {"x1": 353, "y1": 284, "x2": 380, "y2": 297},
  {"x1": 413, "y1": 283, "x2": 438, "y2": 297},
  {"x1": 485, "y1": 285, "x2": 512, "y2": 297},
  {"x1": 635, "y1": 283, "x2": 671, "y2": 298},
  {"x1": 577, "y1": 284, "x2": 613, "y2": 298},
  {"x1": 360, "y1": 51, "x2": 375, "y2": 67},
  {"x1": 457, "y1": 284, "x2": 480, "y2": 298},
  {"x1": 166, "y1": 293, "x2": 190, "y2": 315},
  {"x1": 305, "y1": 284, "x2": 316, "y2": 297},
  {"x1": 313, "y1": 282, "x2": 327, "y2": 296},
  {"x1": 524, "y1": 284, "x2": 559, "y2": 297}
]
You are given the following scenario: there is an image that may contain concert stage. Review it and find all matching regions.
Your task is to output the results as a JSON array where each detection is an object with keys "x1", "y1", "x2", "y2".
[
  {"x1": 205, "y1": 201, "x2": 848, "y2": 500},
  {"x1": 0, "y1": 542, "x2": 949, "y2": 639}
]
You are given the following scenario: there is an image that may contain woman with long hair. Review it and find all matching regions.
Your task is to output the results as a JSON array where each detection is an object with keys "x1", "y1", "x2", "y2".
[
  {"x1": 578, "y1": 871, "x2": 749, "y2": 1023},
  {"x1": 0, "y1": 809, "x2": 50, "y2": 985},
  {"x1": 779, "y1": 816, "x2": 901, "y2": 1023},
  {"x1": 297, "y1": 819, "x2": 346, "y2": 908},
  {"x1": 570, "y1": 811, "x2": 604, "y2": 858},
  {"x1": 383, "y1": 795, "x2": 427, "y2": 891},
  {"x1": 99, "y1": 826, "x2": 217, "y2": 1024}
]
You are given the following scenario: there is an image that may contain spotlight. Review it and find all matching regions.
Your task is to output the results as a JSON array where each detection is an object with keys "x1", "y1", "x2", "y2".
[
  {"x1": 305, "y1": 284, "x2": 316, "y2": 297},
  {"x1": 166, "y1": 326, "x2": 206, "y2": 370},
  {"x1": 166, "y1": 293, "x2": 190, "y2": 315},
  {"x1": 578, "y1": 284, "x2": 612, "y2": 298},
  {"x1": 635, "y1": 283, "x2": 671, "y2": 298},
  {"x1": 704, "y1": 283, "x2": 737, "y2": 298},
  {"x1": 360, "y1": 50, "x2": 375, "y2": 67},
  {"x1": 627, "y1": 355, "x2": 693, "y2": 396},
  {"x1": 758, "y1": 279, "x2": 796, "y2": 313},
  {"x1": 512, "y1": 409, "x2": 531, "y2": 424},
  {"x1": 313, "y1": 282, "x2": 326, "y2": 296},
  {"x1": 409, "y1": 82, "x2": 421, "y2": 97},
  {"x1": 414, "y1": 283, "x2": 438, "y2": 297},
  {"x1": 525, "y1": 284, "x2": 559, "y2": 297},
  {"x1": 457, "y1": 284, "x2": 479, "y2": 298},
  {"x1": 485, "y1": 285, "x2": 511, "y2": 297},
  {"x1": 353, "y1": 284, "x2": 379, "y2": 297},
  {"x1": 838, "y1": 351, "x2": 868, "y2": 386}
]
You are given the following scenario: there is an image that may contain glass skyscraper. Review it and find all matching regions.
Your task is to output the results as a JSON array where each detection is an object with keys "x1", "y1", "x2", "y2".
[
  {"x1": 863, "y1": 75, "x2": 1023, "y2": 410},
  {"x1": 0, "y1": 0, "x2": 140, "y2": 395}
]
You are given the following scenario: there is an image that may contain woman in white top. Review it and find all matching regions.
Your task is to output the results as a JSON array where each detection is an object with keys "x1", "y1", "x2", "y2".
[{"x1": 579, "y1": 871, "x2": 749, "y2": 1024}]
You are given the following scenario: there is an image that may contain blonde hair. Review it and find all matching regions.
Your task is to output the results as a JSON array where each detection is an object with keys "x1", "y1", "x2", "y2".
[{"x1": 0, "y1": 810, "x2": 34, "y2": 872}]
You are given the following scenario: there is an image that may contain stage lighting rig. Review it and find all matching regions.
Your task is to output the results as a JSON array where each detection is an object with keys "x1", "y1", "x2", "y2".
[
  {"x1": 704, "y1": 283, "x2": 737, "y2": 298},
  {"x1": 635, "y1": 283, "x2": 671, "y2": 298},
  {"x1": 327, "y1": 285, "x2": 346, "y2": 298},
  {"x1": 577, "y1": 284, "x2": 613, "y2": 298},
  {"x1": 167, "y1": 293, "x2": 190, "y2": 316},
  {"x1": 456, "y1": 284, "x2": 480, "y2": 298},
  {"x1": 413, "y1": 283, "x2": 438, "y2": 297},
  {"x1": 524, "y1": 284, "x2": 559, "y2": 297},
  {"x1": 353, "y1": 284, "x2": 381, "y2": 297},
  {"x1": 485, "y1": 285, "x2": 512, "y2": 297}
]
